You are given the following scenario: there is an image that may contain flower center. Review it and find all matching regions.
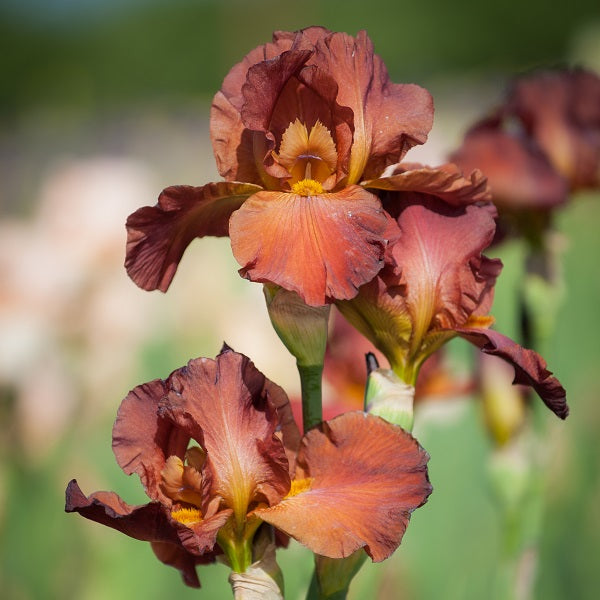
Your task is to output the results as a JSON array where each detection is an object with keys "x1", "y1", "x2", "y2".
[
  {"x1": 291, "y1": 179, "x2": 324, "y2": 197},
  {"x1": 275, "y1": 119, "x2": 338, "y2": 185},
  {"x1": 171, "y1": 507, "x2": 203, "y2": 525}
]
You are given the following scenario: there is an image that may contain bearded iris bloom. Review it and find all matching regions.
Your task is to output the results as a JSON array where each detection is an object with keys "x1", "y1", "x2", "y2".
[
  {"x1": 337, "y1": 171, "x2": 568, "y2": 419},
  {"x1": 65, "y1": 347, "x2": 431, "y2": 587},
  {"x1": 125, "y1": 27, "x2": 435, "y2": 306}
]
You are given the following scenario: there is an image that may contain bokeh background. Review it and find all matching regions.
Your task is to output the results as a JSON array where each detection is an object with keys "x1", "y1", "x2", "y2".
[{"x1": 1, "y1": 1, "x2": 599, "y2": 598}]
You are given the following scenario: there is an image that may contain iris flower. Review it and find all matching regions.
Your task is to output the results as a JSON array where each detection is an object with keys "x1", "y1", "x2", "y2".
[
  {"x1": 452, "y1": 68, "x2": 600, "y2": 219},
  {"x1": 125, "y1": 27, "x2": 434, "y2": 306},
  {"x1": 336, "y1": 169, "x2": 568, "y2": 419},
  {"x1": 66, "y1": 347, "x2": 431, "y2": 587}
]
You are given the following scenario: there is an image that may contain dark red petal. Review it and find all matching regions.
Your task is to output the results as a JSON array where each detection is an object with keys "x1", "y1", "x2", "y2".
[
  {"x1": 65, "y1": 479, "x2": 179, "y2": 543},
  {"x1": 159, "y1": 349, "x2": 291, "y2": 515},
  {"x1": 506, "y1": 69, "x2": 600, "y2": 189},
  {"x1": 210, "y1": 31, "x2": 297, "y2": 183},
  {"x1": 229, "y1": 187, "x2": 389, "y2": 306},
  {"x1": 309, "y1": 31, "x2": 433, "y2": 182},
  {"x1": 125, "y1": 182, "x2": 261, "y2": 292},
  {"x1": 255, "y1": 412, "x2": 431, "y2": 561},
  {"x1": 151, "y1": 542, "x2": 206, "y2": 588},
  {"x1": 112, "y1": 379, "x2": 189, "y2": 504},
  {"x1": 455, "y1": 327, "x2": 568, "y2": 419},
  {"x1": 450, "y1": 120, "x2": 568, "y2": 210},
  {"x1": 364, "y1": 162, "x2": 492, "y2": 207}
]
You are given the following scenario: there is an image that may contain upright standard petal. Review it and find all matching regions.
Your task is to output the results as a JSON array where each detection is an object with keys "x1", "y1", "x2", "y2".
[
  {"x1": 388, "y1": 197, "x2": 500, "y2": 343},
  {"x1": 454, "y1": 326, "x2": 568, "y2": 419},
  {"x1": 229, "y1": 186, "x2": 389, "y2": 306},
  {"x1": 254, "y1": 412, "x2": 431, "y2": 561},
  {"x1": 310, "y1": 30, "x2": 433, "y2": 182},
  {"x1": 158, "y1": 349, "x2": 291, "y2": 520},
  {"x1": 125, "y1": 182, "x2": 262, "y2": 292},
  {"x1": 112, "y1": 379, "x2": 189, "y2": 504}
]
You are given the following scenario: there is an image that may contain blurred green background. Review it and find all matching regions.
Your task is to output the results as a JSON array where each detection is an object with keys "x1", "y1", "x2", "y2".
[{"x1": 1, "y1": 1, "x2": 599, "y2": 598}]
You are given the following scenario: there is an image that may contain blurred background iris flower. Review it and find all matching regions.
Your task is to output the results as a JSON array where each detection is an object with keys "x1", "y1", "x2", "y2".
[{"x1": 1, "y1": 1, "x2": 599, "y2": 598}]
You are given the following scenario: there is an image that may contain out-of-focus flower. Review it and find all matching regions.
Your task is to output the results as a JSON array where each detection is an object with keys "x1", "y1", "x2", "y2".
[
  {"x1": 66, "y1": 347, "x2": 431, "y2": 586},
  {"x1": 506, "y1": 69, "x2": 600, "y2": 190},
  {"x1": 125, "y1": 27, "x2": 435, "y2": 306},
  {"x1": 451, "y1": 68, "x2": 600, "y2": 232},
  {"x1": 337, "y1": 187, "x2": 568, "y2": 419}
]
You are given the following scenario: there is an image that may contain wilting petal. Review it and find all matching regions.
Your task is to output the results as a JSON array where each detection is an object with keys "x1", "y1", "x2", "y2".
[
  {"x1": 506, "y1": 69, "x2": 600, "y2": 189},
  {"x1": 254, "y1": 412, "x2": 431, "y2": 561},
  {"x1": 309, "y1": 30, "x2": 433, "y2": 182},
  {"x1": 125, "y1": 182, "x2": 262, "y2": 292},
  {"x1": 112, "y1": 379, "x2": 189, "y2": 504},
  {"x1": 158, "y1": 349, "x2": 291, "y2": 519},
  {"x1": 230, "y1": 186, "x2": 389, "y2": 306},
  {"x1": 450, "y1": 119, "x2": 568, "y2": 210},
  {"x1": 363, "y1": 162, "x2": 491, "y2": 207},
  {"x1": 455, "y1": 326, "x2": 568, "y2": 419}
]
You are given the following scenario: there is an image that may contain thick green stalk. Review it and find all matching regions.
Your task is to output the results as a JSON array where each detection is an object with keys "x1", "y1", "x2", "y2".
[{"x1": 298, "y1": 363, "x2": 323, "y2": 432}]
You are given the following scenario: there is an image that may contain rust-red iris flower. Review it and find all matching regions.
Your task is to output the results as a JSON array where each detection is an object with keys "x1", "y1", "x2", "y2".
[
  {"x1": 451, "y1": 68, "x2": 600, "y2": 218},
  {"x1": 66, "y1": 347, "x2": 431, "y2": 587},
  {"x1": 337, "y1": 167, "x2": 568, "y2": 419},
  {"x1": 125, "y1": 27, "x2": 434, "y2": 306}
]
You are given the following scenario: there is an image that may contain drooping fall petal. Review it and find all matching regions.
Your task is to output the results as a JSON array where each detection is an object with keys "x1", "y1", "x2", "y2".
[
  {"x1": 158, "y1": 349, "x2": 291, "y2": 519},
  {"x1": 454, "y1": 326, "x2": 568, "y2": 419},
  {"x1": 254, "y1": 412, "x2": 431, "y2": 561},
  {"x1": 309, "y1": 30, "x2": 433, "y2": 182},
  {"x1": 229, "y1": 186, "x2": 389, "y2": 306},
  {"x1": 112, "y1": 379, "x2": 189, "y2": 504},
  {"x1": 125, "y1": 182, "x2": 262, "y2": 291},
  {"x1": 363, "y1": 162, "x2": 491, "y2": 207},
  {"x1": 65, "y1": 480, "x2": 211, "y2": 588}
]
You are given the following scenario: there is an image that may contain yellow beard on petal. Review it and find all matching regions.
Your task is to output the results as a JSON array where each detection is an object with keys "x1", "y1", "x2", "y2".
[
  {"x1": 292, "y1": 179, "x2": 324, "y2": 196},
  {"x1": 285, "y1": 477, "x2": 314, "y2": 499},
  {"x1": 171, "y1": 507, "x2": 203, "y2": 526}
]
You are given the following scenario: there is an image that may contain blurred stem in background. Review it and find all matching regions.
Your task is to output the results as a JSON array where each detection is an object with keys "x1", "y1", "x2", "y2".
[{"x1": 485, "y1": 229, "x2": 566, "y2": 600}]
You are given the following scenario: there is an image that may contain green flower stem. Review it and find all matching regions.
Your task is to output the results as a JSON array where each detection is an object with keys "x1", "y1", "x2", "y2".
[
  {"x1": 306, "y1": 552, "x2": 367, "y2": 600},
  {"x1": 298, "y1": 363, "x2": 323, "y2": 432}
]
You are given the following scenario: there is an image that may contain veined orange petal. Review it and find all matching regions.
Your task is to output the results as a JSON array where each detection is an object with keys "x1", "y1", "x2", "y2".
[
  {"x1": 229, "y1": 186, "x2": 389, "y2": 306},
  {"x1": 254, "y1": 412, "x2": 431, "y2": 561},
  {"x1": 309, "y1": 30, "x2": 433, "y2": 182},
  {"x1": 158, "y1": 349, "x2": 291, "y2": 523}
]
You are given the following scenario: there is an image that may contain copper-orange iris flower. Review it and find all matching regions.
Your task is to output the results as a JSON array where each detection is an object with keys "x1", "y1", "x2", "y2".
[
  {"x1": 452, "y1": 68, "x2": 600, "y2": 216},
  {"x1": 337, "y1": 167, "x2": 568, "y2": 419},
  {"x1": 125, "y1": 27, "x2": 436, "y2": 306},
  {"x1": 66, "y1": 347, "x2": 431, "y2": 587}
]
